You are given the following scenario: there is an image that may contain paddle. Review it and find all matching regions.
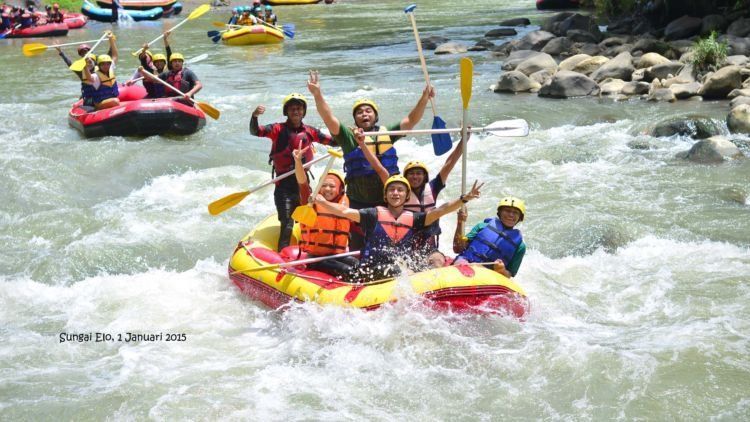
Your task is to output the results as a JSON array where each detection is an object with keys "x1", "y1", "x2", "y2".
[
  {"x1": 0, "y1": 24, "x2": 20, "y2": 40},
  {"x1": 23, "y1": 38, "x2": 101, "y2": 57},
  {"x1": 291, "y1": 148, "x2": 344, "y2": 227},
  {"x1": 126, "y1": 54, "x2": 207, "y2": 84},
  {"x1": 208, "y1": 153, "x2": 331, "y2": 216},
  {"x1": 230, "y1": 250, "x2": 359, "y2": 274},
  {"x1": 132, "y1": 3, "x2": 210, "y2": 57},
  {"x1": 460, "y1": 57, "x2": 473, "y2": 196},
  {"x1": 69, "y1": 31, "x2": 110, "y2": 72},
  {"x1": 212, "y1": 20, "x2": 295, "y2": 39},
  {"x1": 359, "y1": 118, "x2": 529, "y2": 137},
  {"x1": 404, "y1": 4, "x2": 452, "y2": 156},
  {"x1": 140, "y1": 66, "x2": 220, "y2": 120}
]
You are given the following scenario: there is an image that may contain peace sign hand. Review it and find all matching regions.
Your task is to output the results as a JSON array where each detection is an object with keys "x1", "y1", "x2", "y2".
[
  {"x1": 307, "y1": 70, "x2": 321, "y2": 96},
  {"x1": 463, "y1": 180, "x2": 484, "y2": 202}
]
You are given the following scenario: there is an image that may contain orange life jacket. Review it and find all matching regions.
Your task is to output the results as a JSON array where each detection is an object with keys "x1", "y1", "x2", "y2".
[
  {"x1": 375, "y1": 206, "x2": 414, "y2": 244},
  {"x1": 300, "y1": 194, "x2": 351, "y2": 256}
]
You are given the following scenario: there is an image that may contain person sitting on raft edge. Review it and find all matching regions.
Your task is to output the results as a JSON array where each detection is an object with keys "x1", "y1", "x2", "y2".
[
  {"x1": 312, "y1": 174, "x2": 484, "y2": 282},
  {"x1": 453, "y1": 196, "x2": 527, "y2": 278}
]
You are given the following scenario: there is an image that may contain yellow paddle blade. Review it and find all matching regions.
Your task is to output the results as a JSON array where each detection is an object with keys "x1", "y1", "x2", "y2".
[
  {"x1": 460, "y1": 57, "x2": 473, "y2": 110},
  {"x1": 327, "y1": 148, "x2": 343, "y2": 158},
  {"x1": 197, "y1": 101, "x2": 220, "y2": 120},
  {"x1": 23, "y1": 43, "x2": 47, "y2": 57},
  {"x1": 212, "y1": 21, "x2": 228, "y2": 28},
  {"x1": 188, "y1": 3, "x2": 211, "y2": 20},
  {"x1": 69, "y1": 58, "x2": 86, "y2": 72},
  {"x1": 291, "y1": 204, "x2": 317, "y2": 227},
  {"x1": 208, "y1": 191, "x2": 250, "y2": 215}
]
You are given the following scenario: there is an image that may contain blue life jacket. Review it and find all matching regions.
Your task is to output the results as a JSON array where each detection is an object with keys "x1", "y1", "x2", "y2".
[
  {"x1": 458, "y1": 217, "x2": 522, "y2": 267},
  {"x1": 82, "y1": 69, "x2": 119, "y2": 105},
  {"x1": 343, "y1": 126, "x2": 399, "y2": 178}
]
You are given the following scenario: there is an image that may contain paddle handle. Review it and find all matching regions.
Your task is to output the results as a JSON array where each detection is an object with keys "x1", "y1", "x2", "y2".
[
  {"x1": 307, "y1": 154, "x2": 338, "y2": 204},
  {"x1": 50, "y1": 39, "x2": 101, "y2": 48},
  {"x1": 461, "y1": 108, "x2": 468, "y2": 196},
  {"x1": 144, "y1": 69, "x2": 195, "y2": 101},
  {"x1": 407, "y1": 11, "x2": 438, "y2": 116},
  {"x1": 249, "y1": 154, "x2": 330, "y2": 195},
  {"x1": 82, "y1": 31, "x2": 110, "y2": 62},
  {"x1": 235, "y1": 250, "x2": 360, "y2": 273},
  {"x1": 361, "y1": 124, "x2": 512, "y2": 136},
  {"x1": 134, "y1": 18, "x2": 187, "y2": 56}
]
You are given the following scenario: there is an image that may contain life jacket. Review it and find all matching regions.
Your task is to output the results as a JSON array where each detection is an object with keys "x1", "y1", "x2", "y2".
[
  {"x1": 89, "y1": 68, "x2": 119, "y2": 104},
  {"x1": 458, "y1": 217, "x2": 522, "y2": 268},
  {"x1": 300, "y1": 194, "x2": 350, "y2": 256},
  {"x1": 343, "y1": 126, "x2": 399, "y2": 179},
  {"x1": 143, "y1": 71, "x2": 165, "y2": 98},
  {"x1": 166, "y1": 69, "x2": 193, "y2": 94},
  {"x1": 403, "y1": 182, "x2": 436, "y2": 213},
  {"x1": 1, "y1": 14, "x2": 11, "y2": 29},
  {"x1": 362, "y1": 206, "x2": 417, "y2": 262},
  {"x1": 268, "y1": 127, "x2": 314, "y2": 175},
  {"x1": 20, "y1": 13, "x2": 31, "y2": 27}
]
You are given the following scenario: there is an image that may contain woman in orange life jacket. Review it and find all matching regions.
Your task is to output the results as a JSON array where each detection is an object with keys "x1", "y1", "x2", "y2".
[
  {"x1": 250, "y1": 93, "x2": 334, "y2": 251},
  {"x1": 81, "y1": 32, "x2": 120, "y2": 110},
  {"x1": 291, "y1": 146, "x2": 358, "y2": 278},
  {"x1": 313, "y1": 173, "x2": 484, "y2": 282}
]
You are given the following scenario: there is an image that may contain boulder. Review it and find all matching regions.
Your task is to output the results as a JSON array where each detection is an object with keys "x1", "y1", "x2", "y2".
[
  {"x1": 591, "y1": 51, "x2": 635, "y2": 82},
  {"x1": 643, "y1": 62, "x2": 685, "y2": 82},
  {"x1": 621, "y1": 81, "x2": 650, "y2": 96},
  {"x1": 515, "y1": 52, "x2": 558, "y2": 76},
  {"x1": 603, "y1": 44, "x2": 634, "y2": 57},
  {"x1": 669, "y1": 40, "x2": 695, "y2": 56},
  {"x1": 599, "y1": 36, "x2": 631, "y2": 48},
  {"x1": 559, "y1": 54, "x2": 592, "y2": 71},
  {"x1": 491, "y1": 40, "x2": 517, "y2": 56},
  {"x1": 515, "y1": 30, "x2": 556, "y2": 51},
  {"x1": 651, "y1": 117, "x2": 722, "y2": 138},
  {"x1": 727, "y1": 18, "x2": 750, "y2": 37},
  {"x1": 541, "y1": 12, "x2": 576, "y2": 34},
  {"x1": 677, "y1": 136, "x2": 744, "y2": 163},
  {"x1": 648, "y1": 88, "x2": 677, "y2": 102},
  {"x1": 599, "y1": 78, "x2": 626, "y2": 95},
  {"x1": 730, "y1": 95, "x2": 750, "y2": 108},
  {"x1": 538, "y1": 70, "x2": 600, "y2": 98},
  {"x1": 664, "y1": 15, "x2": 703, "y2": 41},
  {"x1": 569, "y1": 42, "x2": 602, "y2": 57},
  {"x1": 728, "y1": 88, "x2": 750, "y2": 99},
  {"x1": 670, "y1": 81, "x2": 702, "y2": 99},
  {"x1": 632, "y1": 38, "x2": 673, "y2": 56},
  {"x1": 542, "y1": 37, "x2": 573, "y2": 56},
  {"x1": 420, "y1": 35, "x2": 449, "y2": 50},
  {"x1": 469, "y1": 38, "x2": 495, "y2": 52},
  {"x1": 558, "y1": 13, "x2": 602, "y2": 40},
  {"x1": 725, "y1": 55, "x2": 749, "y2": 66},
  {"x1": 499, "y1": 18, "x2": 530, "y2": 27},
  {"x1": 728, "y1": 104, "x2": 750, "y2": 133},
  {"x1": 566, "y1": 29, "x2": 600, "y2": 44},
  {"x1": 571, "y1": 55, "x2": 609, "y2": 75},
  {"x1": 637, "y1": 52, "x2": 672, "y2": 69},
  {"x1": 501, "y1": 50, "x2": 544, "y2": 71},
  {"x1": 698, "y1": 65, "x2": 743, "y2": 99},
  {"x1": 485, "y1": 28, "x2": 518, "y2": 38},
  {"x1": 529, "y1": 69, "x2": 554, "y2": 87},
  {"x1": 724, "y1": 35, "x2": 750, "y2": 56},
  {"x1": 494, "y1": 71, "x2": 541, "y2": 93},
  {"x1": 435, "y1": 42, "x2": 467, "y2": 55},
  {"x1": 701, "y1": 14, "x2": 728, "y2": 36}
]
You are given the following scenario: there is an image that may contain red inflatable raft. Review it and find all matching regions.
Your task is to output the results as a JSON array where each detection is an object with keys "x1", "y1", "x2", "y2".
[
  {"x1": 63, "y1": 12, "x2": 88, "y2": 29},
  {"x1": 6, "y1": 22, "x2": 68, "y2": 38},
  {"x1": 68, "y1": 85, "x2": 206, "y2": 138}
]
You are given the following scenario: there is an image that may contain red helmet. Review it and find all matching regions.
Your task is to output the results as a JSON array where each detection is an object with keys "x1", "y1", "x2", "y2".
[{"x1": 77, "y1": 44, "x2": 91, "y2": 55}]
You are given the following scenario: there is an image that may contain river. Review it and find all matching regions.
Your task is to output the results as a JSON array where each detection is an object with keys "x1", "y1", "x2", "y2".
[{"x1": 1, "y1": 0, "x2": 749, "y2": 419}]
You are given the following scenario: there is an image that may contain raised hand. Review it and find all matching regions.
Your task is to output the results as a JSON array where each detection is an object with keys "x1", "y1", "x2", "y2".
[
  {"x1": 464, "y1": 180, "x2": 484, "y2": 202},
  {"x1": 307, "y1": 70, "x2": 321, "y2": 96},
  {"x1": 252, "y1": 105, "x2": 265, "y2": 117}
]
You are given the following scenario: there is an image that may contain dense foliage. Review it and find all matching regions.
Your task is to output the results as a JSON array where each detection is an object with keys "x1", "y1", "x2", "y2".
[{"x1": 691, "y1": 31, "x2": 728, "y2": 70}]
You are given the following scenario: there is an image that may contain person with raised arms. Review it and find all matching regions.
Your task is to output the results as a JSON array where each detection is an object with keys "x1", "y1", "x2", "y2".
[
  {"x1": 313, "y1": 174, "x2": 483, "y2": 282},
  {"x1": 306, "y1": 69, "x2": 434, "y2": 250},
  {"x1": 81, "y1": 32, "x2": 120, "y2": 110},
  {"x1": 249, "y1": 93, "x2": 334, "y2": 251},
  {"x1": 133, "y1": 31, "x2": 172, "y2": 98}
]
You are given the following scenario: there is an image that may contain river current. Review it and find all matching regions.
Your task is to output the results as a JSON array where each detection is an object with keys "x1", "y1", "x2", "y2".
[{"x1": 1, "y1": 0, "x2": 749, "y2": 419}]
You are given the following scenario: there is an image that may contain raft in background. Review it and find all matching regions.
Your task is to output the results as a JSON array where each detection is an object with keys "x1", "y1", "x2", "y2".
[
  {"x1": 266, "y1": 0, "x2": 321, "y2": 4},
  {"x1": 5, "y1": 22, "x2": 68, "y2": 38},
  {"x1": 536, "y1": 0, "x2": 580, "y2": 10},
  {"x1": 81, "y1": 0, "x2": 163, "y2": 21},
  {"x1": 68, "y1": 84, "x2": 206, "y2": 138},
  {"x1": 228, "y1": 215, "x2": 530, "y2": 317},
  {"x1": 221, "y1": 24, "x2": 284, "y2": 45},
  {"x1": 95, "y1": 0, "x2": 177, "y2": 10}
]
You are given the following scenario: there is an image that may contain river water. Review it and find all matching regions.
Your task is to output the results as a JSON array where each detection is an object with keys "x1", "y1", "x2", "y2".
[{"x1": 1, "y1": 0, "x2": 750, "y2": 419}]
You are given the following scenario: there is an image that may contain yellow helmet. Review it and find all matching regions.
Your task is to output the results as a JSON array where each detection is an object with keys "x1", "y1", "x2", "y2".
[
  {"x1": 403, "y1": 161, "x2": 429, "y2": 177},
  {"x1": 282, "y1": 93, "x2": 308, "y2": 116},
  {"x1": 170, "y1": 53, "x2": 185, "y2": 62},
  {"x1": 152, "y1": 53, "x2": 167, "y2": 63},
  {"x1": 326, "y1": 169, "x2": 345, "y2": 186},
  {"x1": 96, "y1": 54, "x2": 113, "y2": 64},
  {"x1": 352, "y1": 98, "x2": 379, "y2": 118},
  {"x1": 497, "y1": 196, "x2": 526, "y2": 221},
  {"x1": 383, "y1": 174, "x2": 411, "y2": 199}
]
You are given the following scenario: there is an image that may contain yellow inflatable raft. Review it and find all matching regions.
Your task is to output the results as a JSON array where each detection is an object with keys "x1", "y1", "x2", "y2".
[
  {"x1": 221, "y1": 24, "x2": 284, "y2": 45},
  {"x1": 228, "y1": 215, "x2": 530, "y2": 317}
]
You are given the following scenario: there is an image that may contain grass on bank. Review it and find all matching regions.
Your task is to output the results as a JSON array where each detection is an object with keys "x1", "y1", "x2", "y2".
[{"x1": 691, "y1": 31, "x2": 728, "y2": 70}]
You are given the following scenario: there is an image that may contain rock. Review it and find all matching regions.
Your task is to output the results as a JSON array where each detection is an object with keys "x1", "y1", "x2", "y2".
[
  {"x1": 499, "y1": 18, "x2": 530, "y2": 27},
  {"x1": 571, "y1": 55, "x2": 609, "y2": 75},
  {"x1": 699, "y1": 65, "x2": 743, "y2": 98},
  {"x1": 677, "y1": 136, "x2": 744, "y2": 162},
  {"x1": 669, "y1": 40, "x2": 695, "y2": 56},
  {"x1": 701, "y1": 14, "x2": 728, "y2": 36},
  {"x1": 651, "y1": 117, "x2": 722, "y2": 138},
  {"x1": 728, "y1": 103, "x2": 750, "y2": 133},
  {"x1": 538, "y1": 70, "x2": 600, "y2": 98},
  {"x1": 621, "y1": 81, "x2": 650, "y2": 96},
  {"x1": 494, "y1": 71, "x2": 541, "y2": 93},
  {"x1": 604, "y1": 44, "x2": 634, "y2": 57},
  {"x1": 591, "y1": 51, "x2": 635, "y2": 82},
  {"x1": 632, "y1": 38, "x2": 673, "y2": 56},
  {"x1": 599, "y1": 36, "x2": 631, "y2": 48},
  {"x1": 529, "y1": 69, "x2": 554, "y2": 87},
  {"x1": 637, "y1": 52, "x2": 672, "y2": 69},
  {"x1": 469, "y1": 38, "x2": 495, "y2": 52},
  {"x1": 725, "y1": 55, "x2": 749, "y2": 66},
  {"x1": 516, "y1": 52, "x2": 558, "y2": 76},
  {"x1": 670, "y1": 81, "x2": 702, "y2": 99},
  {"x1": 643, "y1": 62, "x2": 685, "y2": 82},
  {"x1": 434, "y1": 42, "x2": 468, "y2": 55},
  {"x1": 501, "y1": 50, "x2": 544, "y2": 71},
  {"x1": 566, "y1": 29, "x2": 600, "y2": 44},
  {"x1": 723, "y1": 35, "x2": 750, "y2": 56},
  {"x1": 542, "y1": 37, "x2": 573, "y2": 56},
  {"x1": 515, "y1": 30, "x2": 556, "y2": 51},
  {"x1": 664, "y1": 15, "x2": 703, "y2": 41},
  {"x1": 631, "y1": 68, "x2": 646, "y2": 81},
  {"x1": 570, "y1": 42, "x2": 602, "y2": 57},
  {"x1": 730, "y1": 95, "x2": 750, "y2": 108},
  {"x1": 559, "y1": 54, "x2": 592, "y2": 71},
  {"x1": 648, "y1": 88, "x2": 677, "y2": 102},
  {"x1": 606, "y1": 17, "x2": 634, "y2": 35},
  {"x1": 727, "y1": 18, "x2": 750, "y2": 37},
  {"x1": 541, "y1": 12, "x2": 576, "y2": 34},
  {"x1": 558, "y1": 13, "x2": 602, "y2": 40},
  {"x1": 485, "y1": 28, "x2": 518, "y2": 38},
  {"x1": 599, "y1": 78, "x2": 626, "y2": 95},
  {"x1": 491, "y1": 40, "x2": 517, "y2": 56},
  {"x1": 728, "y1": 88, "x2": 750, "y2": 98},
  {"x1": 420, "y1": 35, "x2": 449, "y2": 50}
]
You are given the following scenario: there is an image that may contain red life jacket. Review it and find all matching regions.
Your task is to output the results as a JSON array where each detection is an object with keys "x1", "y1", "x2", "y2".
[
  {"x1": 403, "y1": 182, "x2": 436, "y2": 213},
  {"x1": 269, "y1": 129, "x2": 314, "y2": 175},
  {"x1": 166, "y1": 69, "x2": 183, "y2": 92}
]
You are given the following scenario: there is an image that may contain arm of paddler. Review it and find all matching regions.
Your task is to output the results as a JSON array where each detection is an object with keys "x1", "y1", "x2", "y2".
[
  {"x1": 354, "y1": 127, "x2": 389, "y2": 183},
  {"x1": 292, "y1": 145, "x2": 310, "y2": 190},
  {"x1": 306, "y1": 70, "x2": 341, "y2": 136},
  {"x1": 453, "y1": 206, "x2": 469, "y2": 254},
  {"x1": 313, "y1": 194, "x2": 361, "y2": 223},
  {"x1": 425, "y1": 180, "x2": 484, "y2": 226},
  {"x1": 399, "y1": 83, "x2": 434, "y2": 131},
  {"x1": 107, "y1": 31, "x2": 118, "y2": 63}
]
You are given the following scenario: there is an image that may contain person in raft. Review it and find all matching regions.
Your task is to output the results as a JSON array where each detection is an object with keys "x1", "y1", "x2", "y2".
[
  {"x1": 306, "y1": 70, "x2": 434, "y2": 250},
  {"x1": 291, "y1": 146, "x2": 358, "y2": 277},
  {"x1": 313, "y1": 175, "x2": 484, "y2": 282},
  {"x1": 453, "y1": 196, "x2": 527, "y2": 278},
  {"x1": 81, "y1": 33, "x2": 120, "y2": 110},
  {"x1": 133, "y1": 31, "x2": 172, "y2": 98},
  {"x1": 158, "y1": 53, "x2": 202, "y2": 100},
  {"x1": 250, "y1": 93, "x2": 334, "y2": 251},
  {"x1": 236, "y1": 10, "x2": 256, "y2": 26}
]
